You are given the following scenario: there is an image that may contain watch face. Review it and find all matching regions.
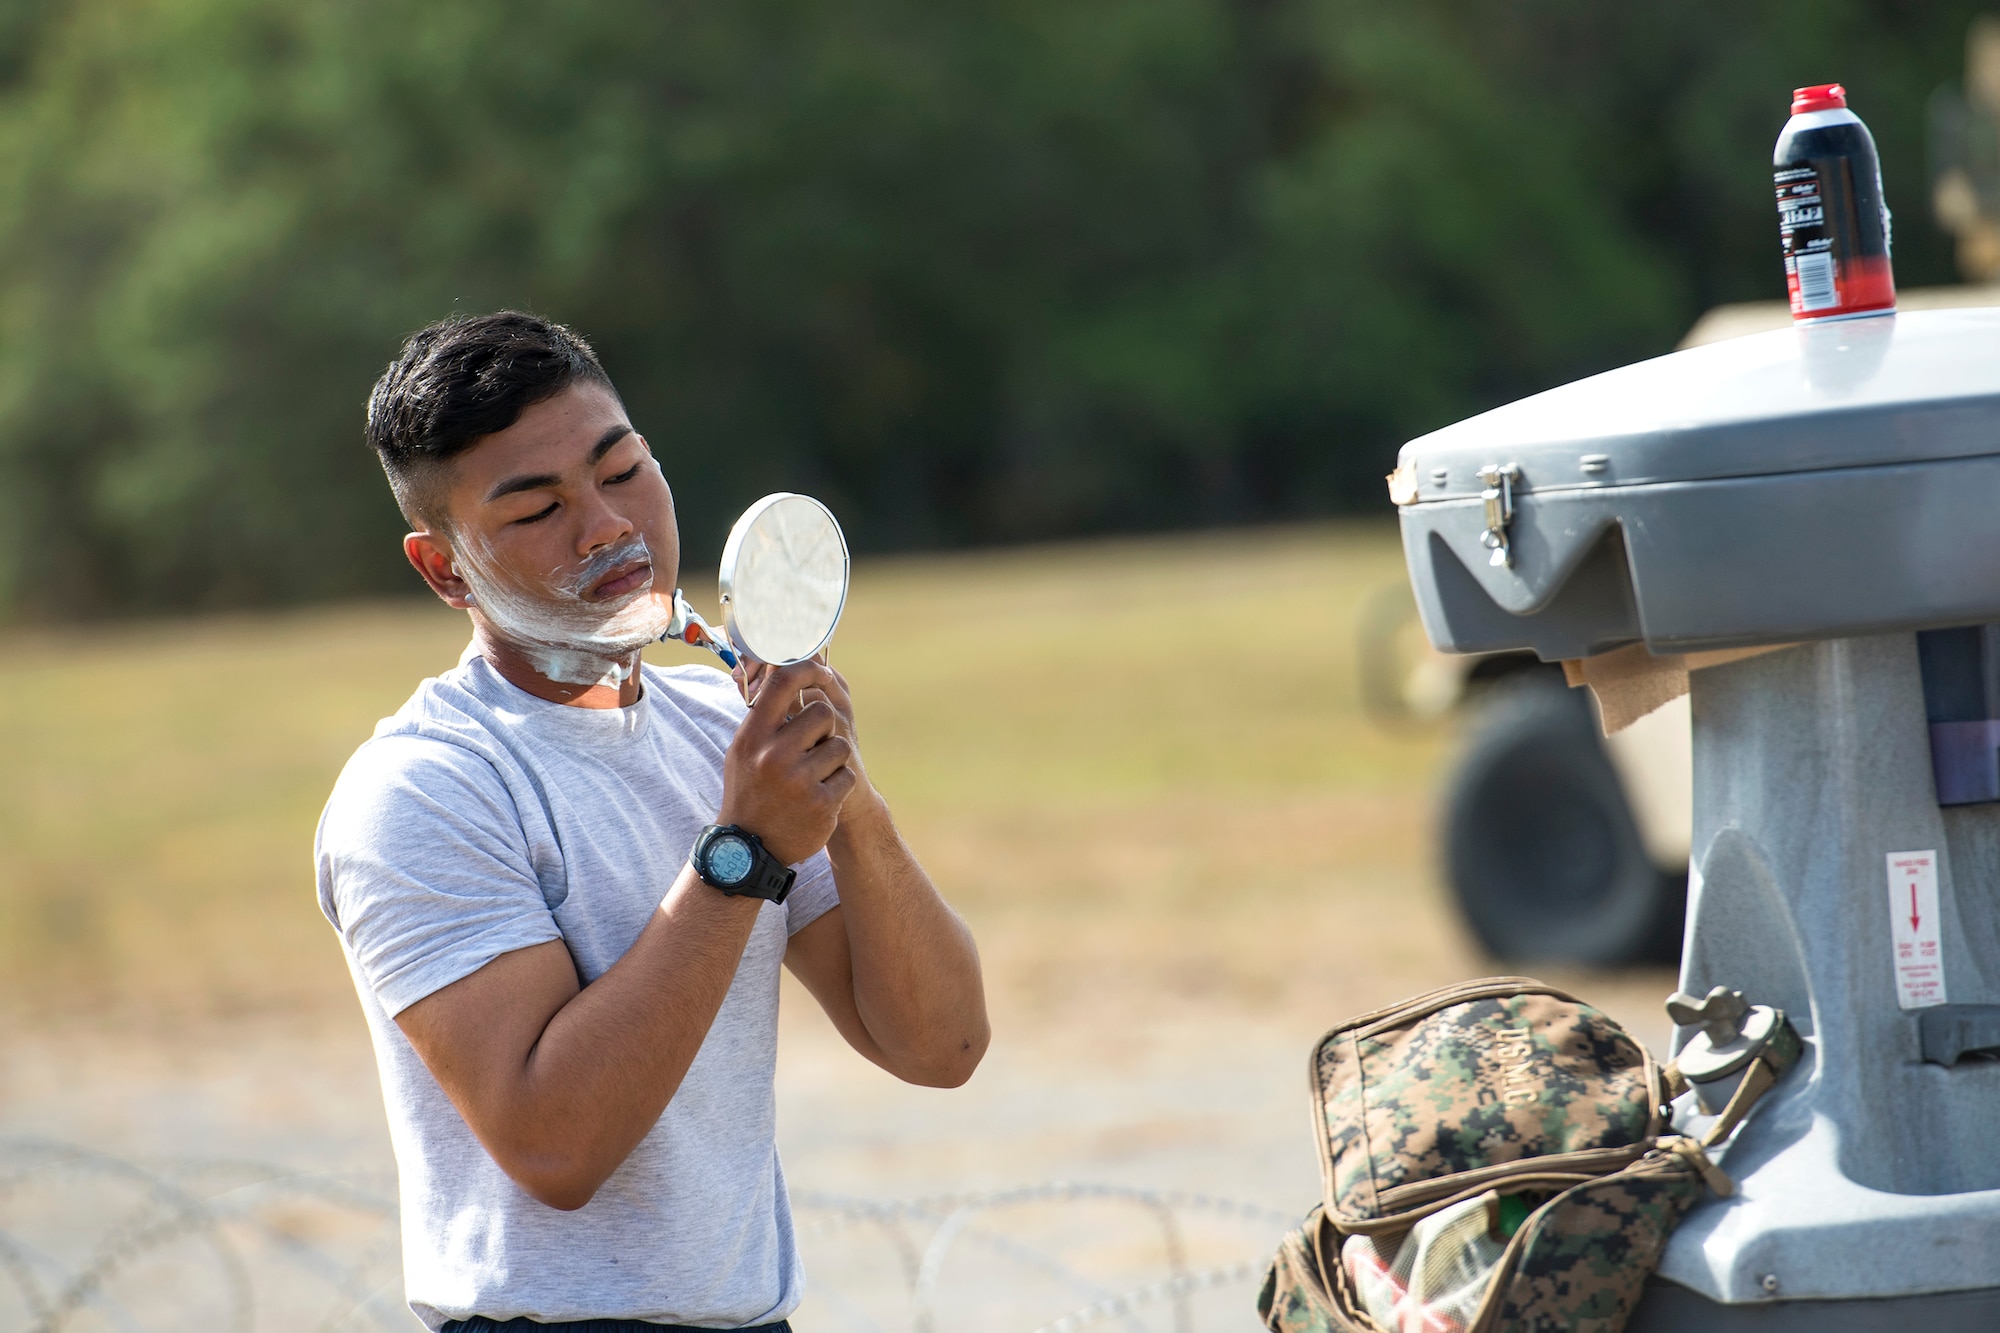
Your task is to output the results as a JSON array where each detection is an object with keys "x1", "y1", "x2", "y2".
[{"x1": 707, "y1": 834, "x2": 755, "y2": 886}]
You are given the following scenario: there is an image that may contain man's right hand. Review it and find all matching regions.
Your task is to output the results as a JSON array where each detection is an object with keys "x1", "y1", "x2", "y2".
[{"x1": 718, "y1": 660, "x2": 857, "y2": 864}]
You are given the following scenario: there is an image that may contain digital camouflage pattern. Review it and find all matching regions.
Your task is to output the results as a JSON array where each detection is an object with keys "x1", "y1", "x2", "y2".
[
  {"x1": 1256, "y1": 1155, "x2": 1708, "y2": 1333},
  {"x1": 1313, "y1": 981, "x2": 1658, "y2": 1223},
  {"x1": 1258, "y1": 1210, "x2": 1353, "y2": 1333},
  {"x1": 1489, "y1": 1164, "x2": 1705, "y2": 1333},
  {"x1": 1263, "y1": 978, "x2": 1785, "y2": 1333}
]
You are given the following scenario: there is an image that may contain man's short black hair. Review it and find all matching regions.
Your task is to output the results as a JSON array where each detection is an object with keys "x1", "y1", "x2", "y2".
[{"x1": 366, "y1": 311, "x2": 615, "y2": 528}]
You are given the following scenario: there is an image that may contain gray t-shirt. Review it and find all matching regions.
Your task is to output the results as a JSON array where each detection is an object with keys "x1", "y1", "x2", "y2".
[{"x1": 315, "y1": 653, "x2": 837, "y2": 1330}]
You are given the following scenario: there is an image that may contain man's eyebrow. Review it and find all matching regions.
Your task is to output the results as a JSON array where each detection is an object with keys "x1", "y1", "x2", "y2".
[
  {"x1": 485, "y1": 470, "x2": 561, "y2": 503},
  {"x1": 589, "y1": 424, "x2": 633, "y2": 463},
  {"x1": 483, "y1": 425, "x2": 635, "y2": 503}
]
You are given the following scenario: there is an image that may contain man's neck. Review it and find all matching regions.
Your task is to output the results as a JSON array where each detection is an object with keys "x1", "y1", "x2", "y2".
[{"x1": 472, "y1": 624, "x2": 645, "y2": 709}]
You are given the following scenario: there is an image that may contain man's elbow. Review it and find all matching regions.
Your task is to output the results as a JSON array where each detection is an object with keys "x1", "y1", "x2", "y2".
[
  {"x1": 501, "y1": 1146, "x2": 611, "y2": 1212},
  {"x1": 902, "y1": 1024, "x2": 990, "y2": 1089},
  {"x1": 524, "y1": 1176, "x2": 599, "y2": 1213}
]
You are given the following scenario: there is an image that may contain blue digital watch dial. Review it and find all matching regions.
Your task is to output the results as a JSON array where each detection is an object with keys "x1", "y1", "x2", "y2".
[{"x1": 706, "y1": 833, "x2": 756, "y2": 886}]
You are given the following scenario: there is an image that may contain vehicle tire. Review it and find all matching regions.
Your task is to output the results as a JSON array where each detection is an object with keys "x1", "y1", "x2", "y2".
[{"x1": 1442, "y1": 679, "x2": 1685, "y2": 966}]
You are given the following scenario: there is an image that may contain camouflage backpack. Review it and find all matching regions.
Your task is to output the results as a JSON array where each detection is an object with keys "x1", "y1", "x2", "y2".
[{"x1": 1257, "y1": 977, "x2": 1799, "y2": 1333}]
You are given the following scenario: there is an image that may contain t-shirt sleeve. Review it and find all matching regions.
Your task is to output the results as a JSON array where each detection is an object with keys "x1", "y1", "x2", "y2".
[
  {"x1": 316, "y1": 734, "x2": 563, "y2": 1017},
  {"x1": 784, "y1": 848, "x2": 839, "y2": 936}
]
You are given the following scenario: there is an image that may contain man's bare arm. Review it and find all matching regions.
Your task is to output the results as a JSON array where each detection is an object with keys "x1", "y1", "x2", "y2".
[
  {"x1": 393, "y1": 661, "x2": 855, "y2": 1212},
  {"x1": 396, "y1": 878, "x2": 758, "y2": 1210},
  {"x1": 781, "y1": 666, "x2": 989, "y2": 1087}
]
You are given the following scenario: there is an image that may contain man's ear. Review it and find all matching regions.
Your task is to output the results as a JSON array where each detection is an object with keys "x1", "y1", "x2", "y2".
[{"x1": 405, "y1": 531, "x2": 475, "y2": 609}]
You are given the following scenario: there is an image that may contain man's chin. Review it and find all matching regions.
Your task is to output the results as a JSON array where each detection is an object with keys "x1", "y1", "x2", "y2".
[
  {"x1": 477, "y1": 626, "x2": 650, "y2": 688},
  {"x1": 600, "y1": 588, "x2": 673, "y2": 639},
  {"x1": 465, "y1": 576, "x2": 673, "y2": 662},
  {"x1": 527, "y1": 626, "x2": 660, "y2": 661},
  {"x1": 528, "y1": 645, "x2": 647, "y2": 689}
]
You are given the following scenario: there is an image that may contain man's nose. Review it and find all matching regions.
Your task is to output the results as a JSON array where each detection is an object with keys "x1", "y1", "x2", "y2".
[{"x1": 575, "y1": 487, "x2": 636, "y2": 555}]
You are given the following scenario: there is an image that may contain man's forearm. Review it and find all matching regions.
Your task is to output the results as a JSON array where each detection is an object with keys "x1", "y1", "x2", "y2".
[
  {"x1": 824, "y1": 797, "x2": 989, "y2": 1085},
  {"x1": 522, "y1": 870, "x2": 762, "y2": 1185}
]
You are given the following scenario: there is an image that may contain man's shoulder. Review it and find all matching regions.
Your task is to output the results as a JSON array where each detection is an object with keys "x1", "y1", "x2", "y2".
[
  {"x1": 320, "y1": 726, "x2": 514, "y2": 847},
  {"x1": 320, "y1": 664, "x2": 518, "y2": 834},
  {"x1": 373, "y1": 656, "x2": 512, "y2": 744},
  {"x1": 642, "y1": 661, "x2": 748, "y2": 731}
]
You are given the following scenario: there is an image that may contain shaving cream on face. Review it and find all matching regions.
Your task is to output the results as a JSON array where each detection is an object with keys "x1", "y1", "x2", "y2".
[{"x1": 451, "y1": 530, "x2": 674, "y2": 688}]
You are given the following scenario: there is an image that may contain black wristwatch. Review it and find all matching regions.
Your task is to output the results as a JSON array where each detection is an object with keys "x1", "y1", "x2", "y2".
[{"x1": 691, "y1": 824, "x2": 796, "y2": 903}]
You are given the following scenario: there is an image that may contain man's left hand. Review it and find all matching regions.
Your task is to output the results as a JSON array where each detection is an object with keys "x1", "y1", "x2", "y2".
[{"x1": 738, "y1": 655, "x2": 881, "y2": 827}]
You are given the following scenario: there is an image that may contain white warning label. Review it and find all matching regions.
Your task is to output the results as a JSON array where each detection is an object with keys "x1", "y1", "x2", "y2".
[{"x1": 1887, "y1": 851, "x2": 1947, "y2": 1010}]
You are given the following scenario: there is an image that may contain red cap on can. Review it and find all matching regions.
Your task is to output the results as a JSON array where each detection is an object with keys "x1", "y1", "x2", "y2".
[{"x1": 1792, "y1": 83, "x2": 1848, "y2": 114}]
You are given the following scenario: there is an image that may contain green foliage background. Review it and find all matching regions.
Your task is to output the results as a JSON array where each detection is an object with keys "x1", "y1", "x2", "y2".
[{"x1": 0, "y1": 0, "x2": 1982, "y2": 616}]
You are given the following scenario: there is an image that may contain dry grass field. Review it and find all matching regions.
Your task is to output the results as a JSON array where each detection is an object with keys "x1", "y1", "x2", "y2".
[
  {"x1": 0, "y1": 521, "x2": 1459, "y2": 1025},
  {"x1": 0, "y1": 523, "x2": 1676, "y2": 1331}
]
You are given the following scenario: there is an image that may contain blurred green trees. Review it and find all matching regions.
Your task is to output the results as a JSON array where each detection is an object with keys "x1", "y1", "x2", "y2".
[{"x1": 0, "y1": 0, "x2": 1981, "y2": 616}]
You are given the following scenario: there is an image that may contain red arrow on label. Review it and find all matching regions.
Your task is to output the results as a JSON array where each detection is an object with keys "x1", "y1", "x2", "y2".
[{"x1": 1911, "y1": 880, "x2": 1921, "y2": 932}]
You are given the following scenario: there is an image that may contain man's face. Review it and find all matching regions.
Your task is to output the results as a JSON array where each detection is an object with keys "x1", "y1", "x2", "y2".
[{"x1": 409, "y1": 381, "x2": 681, "y2": 684}]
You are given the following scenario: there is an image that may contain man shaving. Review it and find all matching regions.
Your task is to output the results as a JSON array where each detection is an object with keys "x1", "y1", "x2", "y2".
[{"x1": 316, "y1": 311, "x2": 989, "y2": 1331}]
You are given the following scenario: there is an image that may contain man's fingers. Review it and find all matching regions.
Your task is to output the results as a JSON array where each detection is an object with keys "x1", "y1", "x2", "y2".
[
  {"x1": 736, "y1": 659, "x2": 779, "y2": 705},
  {"x1": 821, "y1": 763, "x2": 860, "y2": 803},
  {"x1": 745, "y1": 661, "x2": 838, "y2": 726},
  {"x1": 775, "y1": 698, "x2": 840, "y2": 748},
  {"x1": 798, "y1": 659, "x2": 856, "y2": 733},
  {"x1": 801, "y1": 735, "x2": 854, "y2": 784},
  {"x1": 812, "y1": 658, "x2": 853, "y2": 705}
]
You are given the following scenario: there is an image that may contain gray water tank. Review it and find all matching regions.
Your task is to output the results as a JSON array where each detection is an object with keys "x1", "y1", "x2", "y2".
[
  {"x1": 1397, "y1": 307, "x2": 2000, "y2": 1325},
  {"x1": 1396, "y1": 308, "x2": 2000, "y2": 659}
]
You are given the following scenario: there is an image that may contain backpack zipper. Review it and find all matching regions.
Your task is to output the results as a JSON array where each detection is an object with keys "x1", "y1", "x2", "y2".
[
  {"x1": 1337, "y1": 1171, "x2": 1603, "y2": 1239},
  {"x1": 1343, "y1": 978, "x2": 1571, "y2": 1044},
  {"x1": 1370, "y1": 1144, "x2": 1650, "y2": 1213}
]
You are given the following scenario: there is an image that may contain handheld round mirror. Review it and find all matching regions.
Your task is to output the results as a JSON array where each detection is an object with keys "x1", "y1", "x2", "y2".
[{"x1": 717, "y1": 493, "x2": 850, "y2": 666}]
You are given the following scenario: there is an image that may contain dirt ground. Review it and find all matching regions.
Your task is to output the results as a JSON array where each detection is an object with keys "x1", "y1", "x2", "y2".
[{"x1": 0, "y1": 526, "x2": 1679, "y2": 1332}]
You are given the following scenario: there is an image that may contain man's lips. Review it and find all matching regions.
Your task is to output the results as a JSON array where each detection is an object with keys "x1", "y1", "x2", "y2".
[{"x1": 589, "y1": 560, "x2": 653, "y2": 601}]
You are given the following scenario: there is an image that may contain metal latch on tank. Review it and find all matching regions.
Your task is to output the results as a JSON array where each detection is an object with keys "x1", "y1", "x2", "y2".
[
  {"x1": 1667, "y1": 985, "x2": 1790, "y2": 1119},
  {"x1": 1477, "y1": 463, "x2": 1520, "y2": 568}
]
